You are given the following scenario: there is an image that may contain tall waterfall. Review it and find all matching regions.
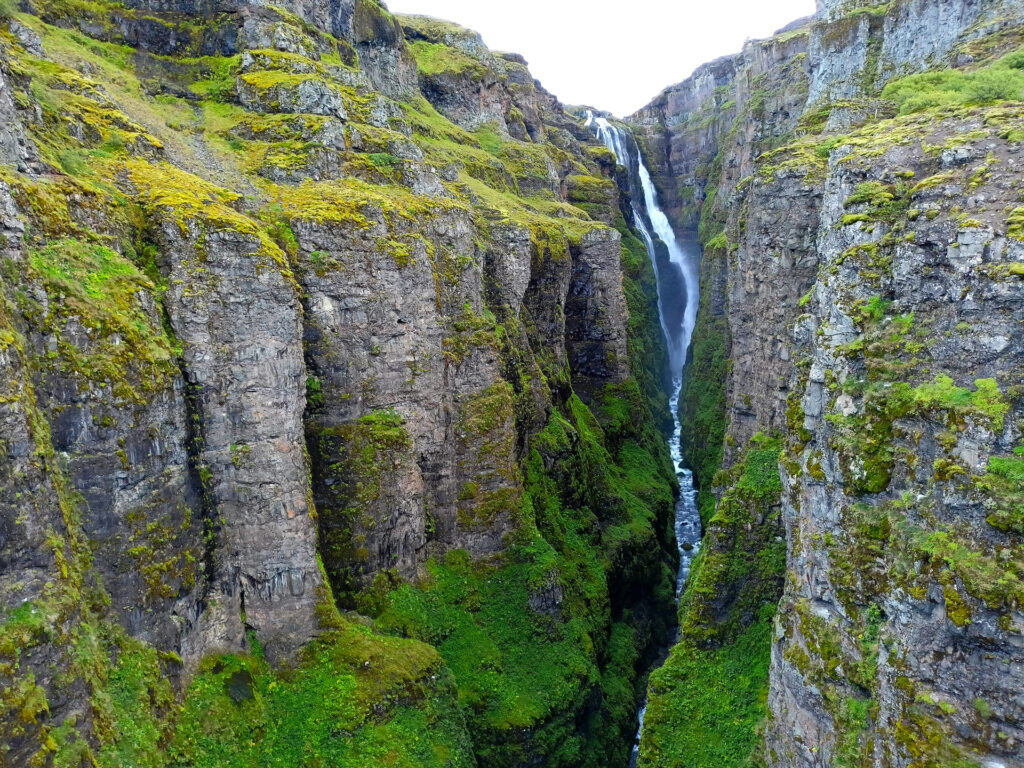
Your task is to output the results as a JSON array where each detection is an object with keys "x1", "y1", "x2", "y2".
[{"x1": 585, "y1": 112, "x2": 703, "y2": 768}]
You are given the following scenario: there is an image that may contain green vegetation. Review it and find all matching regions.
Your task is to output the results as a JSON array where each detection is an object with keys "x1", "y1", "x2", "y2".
[
  {"x1": 364, "y1": 381, "x2": 677, "y2": 766},
  {"x1": 882, "y1": 50, "x2": 1024, "y2": 115},
  {"x1": 408, "y1": 40, "x2": 488, "y2": 80},
  {"x1": 168, "y1": 620, "x2": 475, "y2": 768},
  {"x1": 615, "y1": 213, "x2": 673, "y2": 433},
  {"x1": 677, "y1": 433, "x2": 785, "y2": 646},
  {"x1": 829, "y1": 374, "x2": 1008, "y2": 495},
  {"x1": 638, "y1": 434, "x2": 786, "y2": 767},
  {"x1": 826, "y1": 488, "x2": 1024, "y2": 632},
  {"x1": 679, "y1": 235, "x2": 729, "y2": 521},
  {"x1": 982, "y1": 455, "x2": 1024, "y2": 533},
  {"x1": 26, "y1": 238, "x2": 178, "y2": 405},
  {"x1": 640, "y1": 604, "x2": 776, "y2": 768},
  {"x1": 1008, "y1": 206, "x2": 1024, "y2": 240},
  {"x1": 310, "y1": 410, "x2": 414, "y2": 605}
]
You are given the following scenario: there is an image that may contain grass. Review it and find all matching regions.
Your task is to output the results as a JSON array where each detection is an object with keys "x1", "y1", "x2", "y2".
[
  {"x1": 408, "y1": 40, "x2": 488, "y2": 79},
  {"x1": 167, "y1": 621, "x2": 475, "y2": 768},
  {"x1": 368, "y1": 387, "x2": 677, "y2": 767},
  {"x1": 638, "y1": 603, "x2": 776, "y2": 768},
  {"x1": 639, "y1": 434, "x2": 786, "y2": 767},
  {"x1": 882, "y1": 50, "x2": 1024, "y2": 115}
]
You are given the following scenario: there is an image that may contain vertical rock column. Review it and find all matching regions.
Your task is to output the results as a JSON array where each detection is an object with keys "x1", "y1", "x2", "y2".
[
  {"x1": 148, "y1": 197, "x2": 322, "y2": 665},
  {"x1": 566, "y1": 227, "x2": 632, "y2": 398}
]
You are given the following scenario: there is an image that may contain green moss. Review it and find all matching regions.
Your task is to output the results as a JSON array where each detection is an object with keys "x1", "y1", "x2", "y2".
[
  {"x1": 613, "y1": 213, "x2": 672, "y2": 434},
  {"x1": 397, "y1": 13, "x2": 477, "y2": 43},
  {"x1": 168, "y1": 620, "x2": 474, "y2": 768},
  {"x1": 351, "y1": 0, "x2": 399, "y2": 45},
  {"x1": 882, "y1": 50, "x2": 1024, "y2": 115},
  {"x1": 755, "y1": 137, "x2": 829, "y2": 185},
  {"x1": 1007, "y1": 206, "x2": 1024, "y2": 240},
  {"x1": 358, "y1": 370, "x2": 676, "y2": 767},
  {"x1": 408, "y1": 40, "x2": 487, "y2": 80},
  {"x1": 982, "y1": 455, "x2": 1024, "y2": 533},
  {"x1": 637, "y1": 603, "x2": 776, "y2": 768},
  {"x1": 680, "y1": 236, "x2": 729, "y2": 521},
  {"x1": 841, "y1": 180, "x2": 912, "y2": 228},
  {"x1": 310, "y1": 410, "x2": 414, "y2": 605},
  {"x1": 640, "y1": 434, "x2": 785, "y2": 767},
  {"x1": 920, "y1": 530, "x2": 1024, "y2": 615},
  {"x1": 703, "y1": 231, "x2": 728, "y2": 252},
  {"x1": 303, "y1": 376, "x2": 323, "y2": 411},
  {"x1": 27, "y1": 238, "x2": 178, "y2": 405},
  {"x1": 833, "y1": 696, "x2": 875, "y2": 768},
  {"x1": 844, "y1": 180, "x2": 894, "y2": 208},
  {"x1": 272, "y1": 177, "x2": 459, "y2": 228},
  {"x1": 828, "y1": 489, "x2": 1024, "y2": 624},
  {"x1": 187, "y1": 56, "x2": 240, "y2": 100},
  {"x1": 475, "y1": 126, "x2": 503, "y2": 155},
  {"x1": 566, "y1": 174, "x2": 615, "y2": 206},
  {"x1": 831, "y1": 291, "x2": 1008, "y2": 493},
  {"x1": 827, "y1": 375, "x2": 1006, "y2": 495}
]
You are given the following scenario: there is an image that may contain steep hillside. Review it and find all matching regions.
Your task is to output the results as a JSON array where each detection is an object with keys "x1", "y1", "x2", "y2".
[
  {"x1": 0, "y1": 2, "x2": 680, "y2": 766},
  {"x1": 4, "y1": 0, "x2": 1024, "y2": 765},
  {"x1": 630, "y1": 1, "x2": 1024, "y2": 766}
]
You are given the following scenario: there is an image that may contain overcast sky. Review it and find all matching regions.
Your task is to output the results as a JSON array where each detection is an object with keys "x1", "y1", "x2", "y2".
[{"x1": 385, "y1": 0, "x2": 818, "y2": 117}]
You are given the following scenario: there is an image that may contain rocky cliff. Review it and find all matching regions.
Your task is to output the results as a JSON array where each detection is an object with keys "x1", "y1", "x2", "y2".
[
  {"x1": 4, "y1": 0, "x2": 1024, "y2": 765},
  {"x1": 0, "y1": 1, "x2": 681, "y2": 766},
  {"x1": 630, "y1": 1, "x2": 1024, "y2": 766}
]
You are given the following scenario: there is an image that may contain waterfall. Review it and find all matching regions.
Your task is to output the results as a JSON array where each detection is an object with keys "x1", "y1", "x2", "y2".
[{"x1": 585, "y1": 111, "x2": 703, "y2": 768}]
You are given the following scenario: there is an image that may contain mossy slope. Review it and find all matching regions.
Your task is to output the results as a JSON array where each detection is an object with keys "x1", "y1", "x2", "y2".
[{"x1": 0, "y1": 0, "x2": 679, "y2": 765}]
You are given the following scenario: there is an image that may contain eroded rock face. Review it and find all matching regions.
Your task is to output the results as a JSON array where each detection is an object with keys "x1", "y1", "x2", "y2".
[
  {"x1": 632, "y1": 1, "x2": 1024, "y2": 766},
  {"x1": 0, "y1": 0, "x2": 668, "y2": 762},
  {"x1": 566, "y1": 227, "x2": 632, "y2": 395},
  {"x1": 148, "y1": 211, "x2": 323, "y2": 664},
  {"x1": 766, "y1": 113, "x2": 1024, "y2": 768},
  {"x1": 808, "y1": 0, "x2": 1024, "y2": 104}
]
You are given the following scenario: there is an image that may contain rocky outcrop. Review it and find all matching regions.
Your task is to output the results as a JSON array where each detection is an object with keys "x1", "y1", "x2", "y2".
[
  {"x1": 809, "y1": 0, "x2": 1024, "y2": 104},
  {"x1": 148, "y1": 195, "x2": 323, "y2": 664},
  {"x1": 631, "y1": 1, "x2": 1024, "y2": 767},
  {"x1": 398, "y1": 13, "x2": 566, "y2": 140},
  {"x1": 766, "y1": 106, "x2": 1024, "y2": 768}
]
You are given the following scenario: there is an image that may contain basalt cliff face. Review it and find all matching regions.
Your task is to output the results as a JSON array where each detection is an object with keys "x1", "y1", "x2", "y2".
[
  {"x1": 4, "y1": 0, "x2": 1024, "y2": 766},
  {"x1": 630, "y1": 0, "x2": 1024, "y2": 766},
  {"x1": 0, "y1": 1, "x2": 681, "y2": 766}
]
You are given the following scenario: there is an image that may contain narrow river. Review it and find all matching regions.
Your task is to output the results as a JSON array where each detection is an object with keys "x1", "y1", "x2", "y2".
[{"x1": 584, "y1": 112, "x2": 703, "y2": 767}]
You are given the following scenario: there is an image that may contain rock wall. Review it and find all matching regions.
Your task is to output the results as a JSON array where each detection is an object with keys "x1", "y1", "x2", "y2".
[
  {"x1": 631, "y1": 1, "x2": 1024, "y2": 766},
  {"x1": 0, "y1": 0, "x2": 678, "y2": 765},
  {"x1": 767, "y1": 99, "x2": 1024, "y2": 768}
]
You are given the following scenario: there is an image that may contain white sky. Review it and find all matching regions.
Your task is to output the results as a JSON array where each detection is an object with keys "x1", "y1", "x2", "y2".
[{"x1": 386, "y1": 0, "x2": 818, "y2": 117}]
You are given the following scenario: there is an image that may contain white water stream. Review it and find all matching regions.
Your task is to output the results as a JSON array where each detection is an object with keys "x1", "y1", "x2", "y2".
[{"x1": 585, "y1": 112, "x2": 703, "y2": 768}]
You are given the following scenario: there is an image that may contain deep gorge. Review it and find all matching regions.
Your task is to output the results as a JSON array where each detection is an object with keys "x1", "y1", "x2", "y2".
[{"x1": 0, "y1": 0, "x2": 1022, "y2": 767}]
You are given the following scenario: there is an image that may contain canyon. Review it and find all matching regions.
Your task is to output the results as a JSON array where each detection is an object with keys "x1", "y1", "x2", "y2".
[{"x1": 0, "y1": 0, "x2": 1021, "y2": 766}]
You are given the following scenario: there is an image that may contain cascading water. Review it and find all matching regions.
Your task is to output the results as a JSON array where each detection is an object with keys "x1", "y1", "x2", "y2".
[{"x1": 585, "y1": 111, "x2": 702, "y2": 768}]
